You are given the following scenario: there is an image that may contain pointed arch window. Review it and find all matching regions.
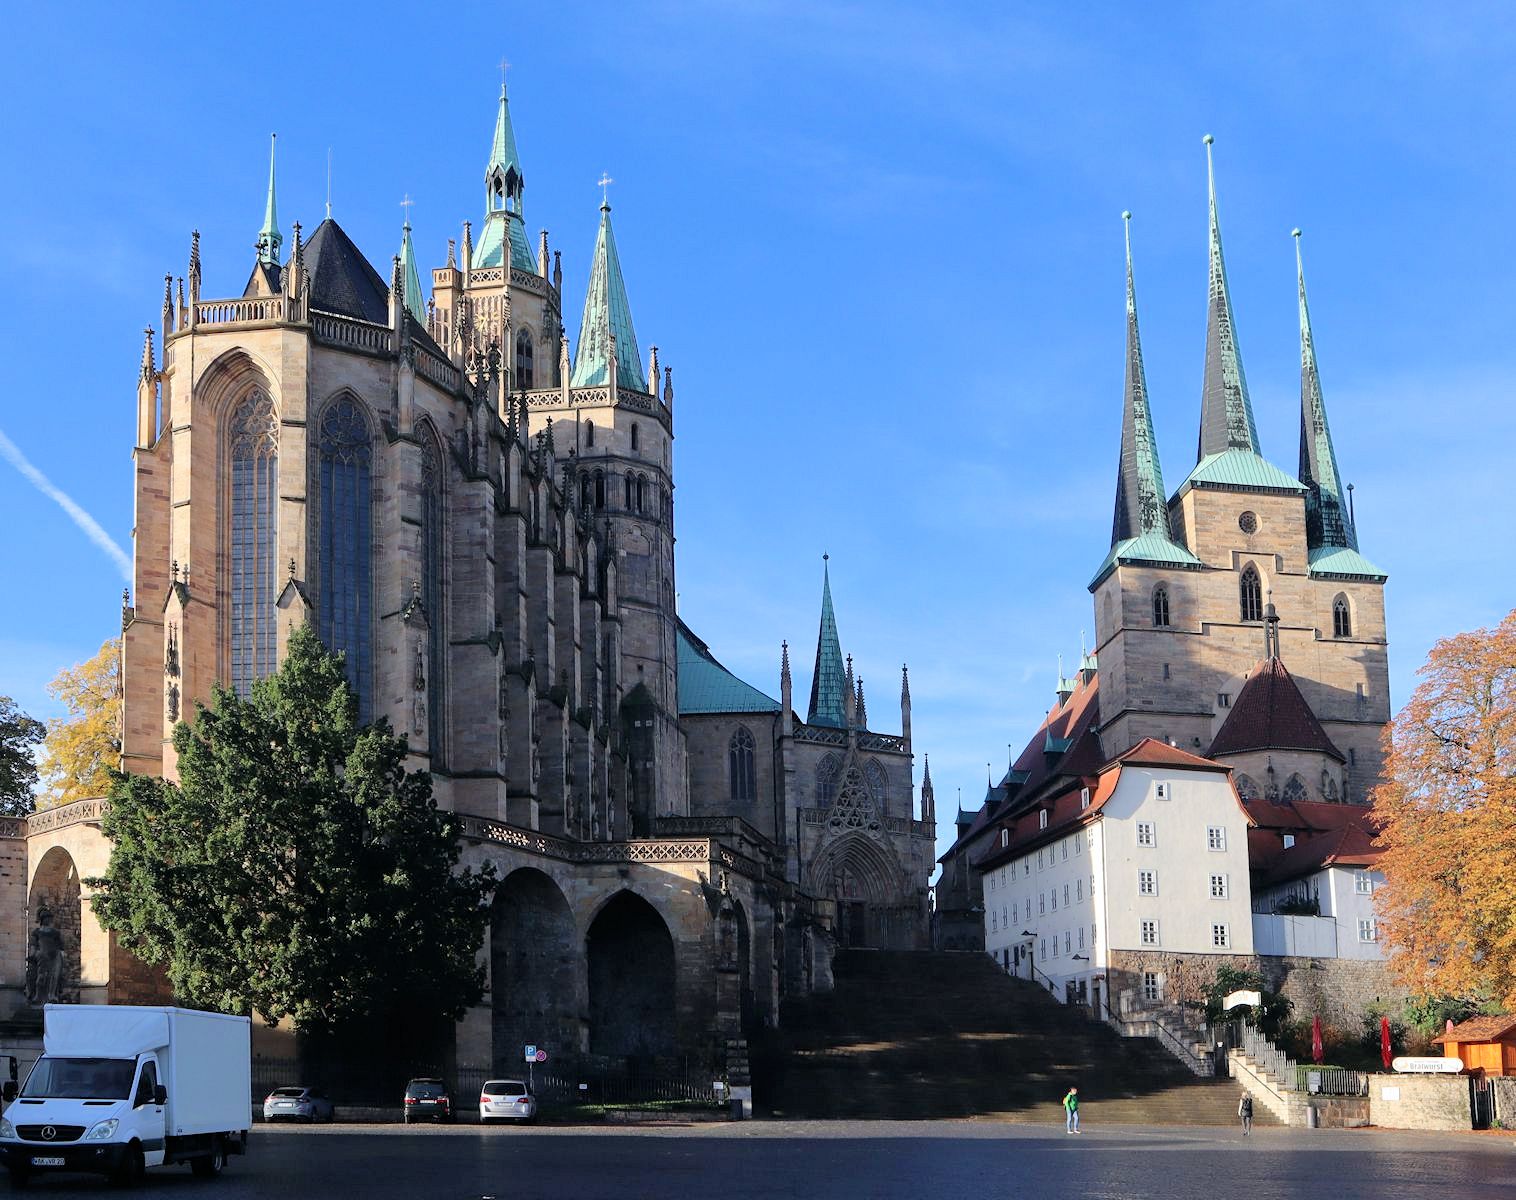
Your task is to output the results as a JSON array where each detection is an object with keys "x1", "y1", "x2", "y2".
[
  {"x1": 227, "y1": 388, "x2": 278, "y2": 696},
  {"x1": 1333, "y1": 594, "x2": 1352, "y2": 638},
  {"x1": 420, "y1": 431, "x2": 446, "y2": 763},
  {"x1": 635, "y1": 475, "x2": 647, "y2": 515},
  {"x1": 1152, "y1": 585, "x2": 1171, "y2": 628},
  {"x1": 630, "y1": 423, "x2": 640, "y2": 452},
  {"x1": 1240, "y1": 566, "x2": 1263, "y2": 623},
  {"x1": 515, "y1": 329, "x2": 535, "y2": 390},
  {"x1": 729, "y1": 726, "x2": 756, "y2": 802},
  {"x1": 317, "y1": 397, "x2": 373, "y2": 720},
  {"x1": 585, "y1": 419, "x2": 595, "y2": 448},
  {"x1": 624, "y1": 474, "x2": 634, "y2": 510},
  {"x1": 816, "y1": 754, "x2": 841, "y2": 804},
  {"x1": 593, "y1": 470, "x2": 605, "y2": 511}
]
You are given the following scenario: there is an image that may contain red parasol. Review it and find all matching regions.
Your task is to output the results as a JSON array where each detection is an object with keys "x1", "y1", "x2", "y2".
[
  {"x1": 1311, "y1": 1015, "x2": 1324, "y2": 1064},
  {"x1": 1381, "y1": 1015, "x2": 1393, "y2": 1069}
]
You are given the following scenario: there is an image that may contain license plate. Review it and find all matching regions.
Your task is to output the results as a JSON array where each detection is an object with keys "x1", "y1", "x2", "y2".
[{"x1": 31, "y1": 1156, "x2": 65, "y2": 1167}]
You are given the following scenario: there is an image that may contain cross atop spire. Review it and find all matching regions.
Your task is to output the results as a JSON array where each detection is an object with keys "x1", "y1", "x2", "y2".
[
  {"x1": 598, "y1": 172, "x2": 614, "y2": 209},
  {"x1": 1295, "y1": 228, "x2": 1357, "y2": 551},
  {"x1": 257, "y1": 133, "x2": 282, "y2": 267},
  {"x1": 1111, "y1": 210, "x2": 1171, "y2": 546},
  {"x1": 1197, "y1": 135, "x2": 1259, "y2": 460}
]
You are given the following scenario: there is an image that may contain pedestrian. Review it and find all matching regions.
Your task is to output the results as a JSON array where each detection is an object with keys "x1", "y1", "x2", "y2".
[
  {"x1": 1063, "y1": 1086, "x2": 1080, "y2": 1134},
  {"x1": 1238, "y1": 1093, "x2": 1253, "y2": 1136}
]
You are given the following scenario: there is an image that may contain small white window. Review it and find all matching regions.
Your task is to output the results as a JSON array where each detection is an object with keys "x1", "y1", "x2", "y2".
[
  {"x1": 1207, "y1": 826, "x2": 1227, "y2": 852},
  {"x1": 1074, "y1": 835, "x2": 1082, "y2": 856},
  {"x1": 1078, "y1": 926, "x2": 1085, "y2": 949},
  {"x1": 1039, "y1": 809, "x2": 1049, "y2": 830},
  {"x1": 1000, "y1": 829, "x2": 1009, "y2": 848},
  {"x1": 1040, "y1": 937, "x2": 1046, "y2": 957},
  {"x1": 1142, "y1": 971, "x2": 1162, "y2": 1002},
  {"x1": 1012, "y1": 902, "x2": 1018, "y2": 923},
  {"x1": 1076, "y1": 878, "x2": 1084, "y2": 903},
  {"x1": 1063, "y1": 883, "x2": 1070, "y2": 906},
  {"x1": 1091, "y1": 921, "x2": 1098, "y2": 945},
  {"x1": 1080, "y1": 786, "x2": 1091, "y2": 809},
  {"x1": 1283, "y1": 833, "x2": 1296, "y2": 849},
  {"x1": 1154, "y1": 781, "x2": 1170, "y2": 801},
  {"x1": 991, "y1": 911, "x2": 998, "y2": 931},
  {"x1": 1037, "y1": 849, "x2": 1044, "y2": 870},
  {"x1": 1051, "y1": 937, "x2": 1059, "y2": 958},
  {"x1": 1002, "y1": 906, "x2": 1008, "y2": 927},
  {"x1": 990, "y1": 874, "x2": 997, "y2": 892},
  {"x1": 1212, "y1": 923, "x2": 1230, "y2": 948},
  {"x1": 1087, "y1": 829, "x2": 1096, "y2": 850},
  {"x1": 1061, "y1": 840, "x2": 1069, "y2": 861},
  {"x1": 1050, "y1": 889, "x2": 1058, "y2": 911},
  {"x1": 1137, "y1": 821, "x2": 1155, "y2": 847},
  {"x1": 1039, "y1": 894, "x2": 1046, "y2": 915},
  {"x1": 1064, "y1": 931, "x2": 1072, "y2": 954},
  {"x1": 1139, "y1": 869, "x2": 1157, "y2": 896},
  {"x1": 1358, "y1": 919, "x2": 1377, "y2": 943},
  {"x1": 1354, "y1": 871, "x2": 1372, "y2": 895},
  {"x1": 1090, "y1": 874, "x2": 1096, "y2": 898},
  {"x1": 1141, "y1": 919, "x2": 1159, "y2": 946},
  {"x1": 1023, "y1": 860, "x2": 1030, "y2": 877},
  {"x1": 1210, "y1": 873, "x2": 1229, "y2": 899},
  {"x1": 1218, "y1": 692, "x2": 1231, "y2": 708}
]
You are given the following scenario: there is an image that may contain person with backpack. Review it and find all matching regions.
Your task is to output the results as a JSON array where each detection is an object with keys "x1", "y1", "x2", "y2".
[
  {"x1": 1063, "y1": 1086, "x2": 1080, "y2": 1133},
  {"x1": 1238, "y1": 1092, "x2": 1253, "y2": 1136}
]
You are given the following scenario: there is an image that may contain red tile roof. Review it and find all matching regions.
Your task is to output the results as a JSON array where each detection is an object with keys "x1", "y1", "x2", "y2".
[
  {"x1": 1207, "y1": 657, "x2": 1345, "y2": 763},
  {"x1": 1433, "y1": 1015, "x2": 1516, "y2": 1045},
  {"x1": 1110, "y1": 739, "x2": 1231, "y2": 771},
  {"x1": 1244, "y1": 797, "x2": 1382, "y2": 885}
]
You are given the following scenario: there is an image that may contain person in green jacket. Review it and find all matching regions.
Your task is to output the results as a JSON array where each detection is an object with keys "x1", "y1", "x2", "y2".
[{"x1": 1063, "y1": 1086, "x2": 1080, "y2": 1133}]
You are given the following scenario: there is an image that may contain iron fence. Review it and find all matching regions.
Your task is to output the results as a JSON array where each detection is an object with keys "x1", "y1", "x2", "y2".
[
  {"x1": 1241, "y1": 1023, "x2": 1297, "y2": 1091},
  {"x1": 1295, "y1": 1065, "x2": 1370, "y2": 1096}
]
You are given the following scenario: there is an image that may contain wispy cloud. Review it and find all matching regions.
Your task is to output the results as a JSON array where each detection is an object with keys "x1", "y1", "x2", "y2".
[{"x1": 0, "y1": 428, "x2": 132, "y2": 583}]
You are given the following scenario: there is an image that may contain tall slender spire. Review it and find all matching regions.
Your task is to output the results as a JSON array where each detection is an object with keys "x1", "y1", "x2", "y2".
[
  {"x1": 476, "y1": 79, "x2": 535, "y2": 272},
  {"x1": 257, "y1": 134, "x2": 282, "y2": 267},
  {"x1": 806, "y1": 555, "x2": 847, "y2": 729},
  {"x1": 1198, "y1": 135, "x2": 1258, "y2": 460},
  {"x1": 398, "y1": 211, "x2": 426, "y2": 325},
  {"x1": 1112, "y1": 211, "x2": 1171, "y2": 545},
  {"x1": 570, "y1": 199, "x2": 647, "y2": 390},
  {"x1": 1295, "y1": 229, "x2": 1356, "y2": 551}
]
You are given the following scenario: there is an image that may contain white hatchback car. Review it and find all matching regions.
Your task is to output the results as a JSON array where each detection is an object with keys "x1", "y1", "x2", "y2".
[{"x1": 479, "y1": 1080, "x2": 537, "y2": 1124}]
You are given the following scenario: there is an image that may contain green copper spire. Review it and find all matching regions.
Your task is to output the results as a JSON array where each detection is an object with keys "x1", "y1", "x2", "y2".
[
  {"x1": 1197, "y1": 135, "x2": 1258, "y2": 460},
  {"x1": 398, "y1": 216, "x2": 426, "y2": 325},
  {"x1": 1112, "y1": 212, "x2": 1171, "y2": 545},
  {"x1": 1295, "y1": 229, "x2": 1357, "y2": 551},
  {"x1": 807, "y1": 557, "x2": 848, "y2": 729},
  {"x1": 257, "y1": 133, "x2": 282, "y2": 267},
  {"x1": 475, "y1": 82, "x2": 537, "y2": 273},
  {"x1": 570, "y1": 201, "x2": 648, "y2": 391}
]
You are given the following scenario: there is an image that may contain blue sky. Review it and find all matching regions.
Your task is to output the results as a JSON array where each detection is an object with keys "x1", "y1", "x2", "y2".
[{"x1": 2, "y1": 2, "x2": 1513, "y2": 865}]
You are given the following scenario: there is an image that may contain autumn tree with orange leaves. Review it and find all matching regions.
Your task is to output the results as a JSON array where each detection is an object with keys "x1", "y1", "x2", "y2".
[{"x1": 1372, "y1": 608, "x2": 1516, "y2": 1008}]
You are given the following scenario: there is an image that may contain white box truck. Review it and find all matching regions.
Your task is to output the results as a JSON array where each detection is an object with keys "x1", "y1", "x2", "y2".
[{"x1": 0, "y1": 1004, "x2": 251, "y2": 1186}]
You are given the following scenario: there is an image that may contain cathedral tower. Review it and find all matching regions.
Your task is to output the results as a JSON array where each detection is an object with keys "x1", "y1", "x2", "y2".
[{"x1": 1090, "y1": 141, "x2": 1390, "y2": 800}]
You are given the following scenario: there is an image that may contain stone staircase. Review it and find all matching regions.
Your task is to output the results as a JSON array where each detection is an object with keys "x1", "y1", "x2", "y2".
[{"x1": 753, "y1": 950, "x2": 1276, "y2": 1126}]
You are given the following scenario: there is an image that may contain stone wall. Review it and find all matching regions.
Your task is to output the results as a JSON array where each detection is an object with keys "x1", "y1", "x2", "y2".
[
  {"x1": 1106, "y1": 949, "x2": 1255, "y2": 1009},
  {"x1": 1259, "y1": 955, "x2": 1406, "y2": 1030},
  {"x1": 1368, "y1": 1073, "x2": 1471, "y2": 1131},
  {"x1": 1493, "y1": 1077, "x2": 1516, "y2": 1125}
]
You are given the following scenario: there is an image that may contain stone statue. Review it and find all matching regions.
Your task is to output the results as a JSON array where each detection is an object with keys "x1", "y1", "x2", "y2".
[{"x1": 25, "y1": 908, "x2": 65, "y2": 1006}]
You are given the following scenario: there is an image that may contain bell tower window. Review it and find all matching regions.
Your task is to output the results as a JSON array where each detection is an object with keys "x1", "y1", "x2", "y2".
[
  {"x1": 1240, "y1": 565, "x2": 1263, "y2": 623},
  {"x1": 1333, "y1": 594, "x2": 1352, "y2": 638},
  {"x1": 1152, "y1": 585, "x2": 1170, "y2": 628},
  {"x1": 729, "y1": 727, "x2": 756, "y2": 802},
  {"x1": 515, "y1": 329, "x2": 534, "y2": 390}
]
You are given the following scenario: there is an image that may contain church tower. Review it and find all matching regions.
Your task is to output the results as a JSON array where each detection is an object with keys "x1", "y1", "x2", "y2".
[{"x1": 1091, "y1": 140, "x2": 1390, "y2": 800}]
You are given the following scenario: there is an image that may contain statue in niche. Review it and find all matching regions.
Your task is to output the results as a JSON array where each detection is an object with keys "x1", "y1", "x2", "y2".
[{"x1": 24, "y1": 908, "x2": 66, "y2": 1006}]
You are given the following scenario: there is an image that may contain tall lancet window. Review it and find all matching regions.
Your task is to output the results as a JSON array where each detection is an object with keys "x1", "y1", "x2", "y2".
[
  {"x1": 1239, "y1": 565, "x2": 1263, "y2": 623},
  {"x1": 1152, "y1": 585, "x2": 1171, "y2": 628},
  {"x1": 420, "y1": 430, "x2": 446, "y2": 762},
  {"x1": 515, "y1": 329, "x2": 535, "y2": 390},
  {"x1": 729, "y1": 727, "x2": 756, "y2": 802},
  {"x1": 317, "y1": 397, "x2": 373, "y2": 720},
  {"x1": 228, "y1": 389, "x2": 279, "y2": 696}
]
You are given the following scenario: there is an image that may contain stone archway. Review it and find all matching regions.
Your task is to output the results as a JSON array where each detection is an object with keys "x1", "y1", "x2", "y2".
[
  {"x1": 586, "y1": 891, "x2": 675, "y2": 1059},
  {"x1": 27, "y1": 846, "x2": 81, "y2": 1004},
  {"x1": 491, "y1": 868, "x2": 577, "y2": 1071},
  {"x1": 806, "y1": 833, "x2": 901, "y2": 950}
]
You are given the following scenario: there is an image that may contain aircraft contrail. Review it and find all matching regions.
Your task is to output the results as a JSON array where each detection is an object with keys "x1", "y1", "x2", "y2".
[{"x1": 0, "y1": 427, "x2": 132, "y2": 583}]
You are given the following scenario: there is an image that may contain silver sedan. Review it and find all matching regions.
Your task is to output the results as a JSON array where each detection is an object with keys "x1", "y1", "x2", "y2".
[
  {"x1": 479, "y1": 1080, "x2": 538, "y2": 1124},
  {"x1": 263, "y1": 1086, "x2": 336, "y2": 1123}
]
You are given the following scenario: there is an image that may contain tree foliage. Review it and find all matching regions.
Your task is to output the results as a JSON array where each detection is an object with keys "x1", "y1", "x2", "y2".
[
  {"x1": 39, "y1": 639, "x2": 122, "y2": 807},
  {"x1": 90, "y1": 625, "x2": 496, "y2": 1037},
  {"x1": 1372, "y1": 608, "x2": 1516, "y2": 1007},
  {"x1": 1202, "y1": 965, "x2": 1292, "y2": 1036},
  {"x1": 0, "y1": 696, "x2": 45, "y2": 817}
]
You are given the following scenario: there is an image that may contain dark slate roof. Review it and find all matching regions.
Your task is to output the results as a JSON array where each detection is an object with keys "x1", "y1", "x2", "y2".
[
  {"x1": 242, "y1": 260, "x2": 282, "y2": 298},
  {"x1": 1207, "y1": 657, "x2": 1344, "y2": 763},
  {"x1": 676, "y1": 621, "x2": 781, "y2": 715},
  {"x1": 304, "y1": 218, "x2": 390, "y2": 325}
]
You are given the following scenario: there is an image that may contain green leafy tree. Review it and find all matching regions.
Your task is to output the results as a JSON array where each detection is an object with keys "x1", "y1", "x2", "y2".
[
  {"x1": 90, "y1": 625, "x2": 495, "y2": 1039},
  {"x1": 0, "y1": 696, "x2": 46, "y2": 817}
]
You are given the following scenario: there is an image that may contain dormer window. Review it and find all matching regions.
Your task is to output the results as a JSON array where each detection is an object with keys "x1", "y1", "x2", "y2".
[
  {"x1": 1038, "y1": 809, "x2": 1049, "y2": 830},
  {"x1": 999, "y1": 829, "x2": 1009, "y2": 849},
  {"x1": 1079, "y1": 787, "x2": 1091, "y2": 810}
]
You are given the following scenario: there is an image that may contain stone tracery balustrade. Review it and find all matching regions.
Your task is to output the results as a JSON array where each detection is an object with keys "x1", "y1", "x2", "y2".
[
  {"x1": 413, "y1": 343, "x2": 460, "y2": 391},
  {"x1": 458, "y1": 816, "x2": 761, "y2": 878},
  {"x1": 312, "y1": 312, "x2": 393, "y2": 355},
  {"x1": 25, "y1": 797, "x2": 109, "y2": 837},
  {"x1": 194, "y1": 296, "x2": 288, "y2": 326}
]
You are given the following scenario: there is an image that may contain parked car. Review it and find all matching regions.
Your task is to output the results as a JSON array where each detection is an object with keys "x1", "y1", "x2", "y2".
[
  {"x1": 403, "y1": 1078, "x2": 453, "y2": 1123},
  {"x1": 479, "y1": 1080, "x2": 538, "y2": 1124},
  {"x1": 262, "y1": 1086, "x2": 335, "y2": 1123}
]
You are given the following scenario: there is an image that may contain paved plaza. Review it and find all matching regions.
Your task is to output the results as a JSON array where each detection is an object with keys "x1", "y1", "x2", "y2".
[{"x1": 8, "y1": 1121, "x2": 1512, "y2": 1198}]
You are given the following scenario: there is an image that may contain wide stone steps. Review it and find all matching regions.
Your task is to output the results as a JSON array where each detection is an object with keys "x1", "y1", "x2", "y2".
[{"x1": 754, "y1": 949, "x2": 1277, "y2": 1126}]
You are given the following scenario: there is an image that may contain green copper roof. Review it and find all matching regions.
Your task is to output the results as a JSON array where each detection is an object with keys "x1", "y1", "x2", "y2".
[
  {"x1": 1112, "y1": 213, "x2": 1172, "y2": 546},
  {"x1": 475, "y1": 84, "x2": 537, "y2": 275},
  {"x1": 1089, "y1": 530, "x2": 1203, "y2": 589},
  {"x1": 570, "y1": 204, "x2": 647, "y2": 391},
  {"x1": 1198, "y1": 137, "x2": 1259, "y2": 461},
  {"x1": 257, "y1": 134, "x2": 282, "y2": 267},
  {"x1": 806, "y1": 560, "x2": 847, "y2": 729},
  {"x1": 474, "y1": 213, "x2": 538, "y2": 273},
  {"x1": 1308, "y1": 545, "x2": 1387, "y2": 581},
  {"x1": 1295, "y1": 231, "x2": 1358, "y2": 552},
  {"x1": 488, "y1": 84, "x2": 523, "y2": 185},
  {"x1": 1180, "y1": 448, "x2": 1307, "y2": 495},
  {"x1": 677, "y1": 623, "x2": 781, "y2": 715},
  {"x1": 398, "y1": 221, "x2": 426, "y2": 324}
]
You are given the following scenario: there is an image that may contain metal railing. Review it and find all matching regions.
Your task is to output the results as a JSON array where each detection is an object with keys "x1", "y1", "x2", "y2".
[
  {"x1": 1295, "y1": 1065, "x2": 1370, "y2": 1096},
  {"x1": 1241, "y1": 1023, "x2": 1297, "y2": 1090}
]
